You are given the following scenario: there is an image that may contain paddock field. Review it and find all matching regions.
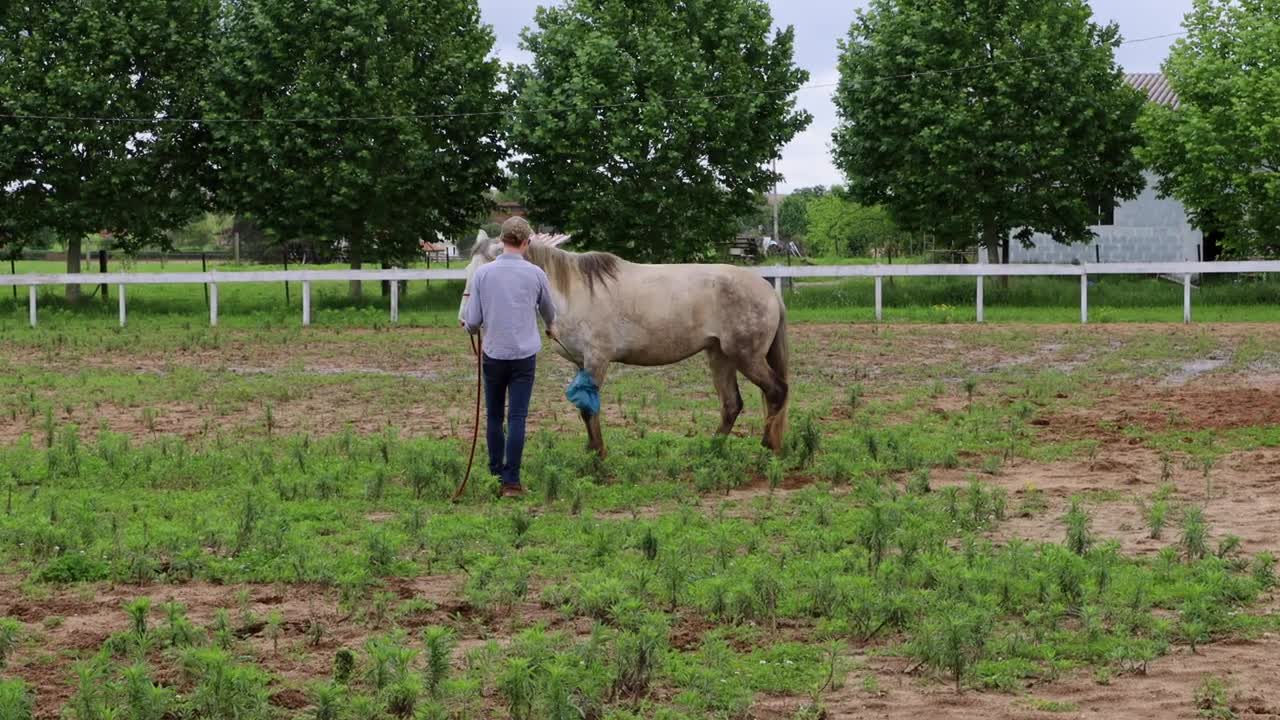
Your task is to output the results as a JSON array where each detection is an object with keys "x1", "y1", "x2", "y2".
[{"x1": 1, "y1": 318, "x2": 1279, "y2": 719}]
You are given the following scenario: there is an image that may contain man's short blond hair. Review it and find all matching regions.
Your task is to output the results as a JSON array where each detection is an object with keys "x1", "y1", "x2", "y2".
[{"x1": 500, "y1": 217, "x2": 533, "y2": 246}]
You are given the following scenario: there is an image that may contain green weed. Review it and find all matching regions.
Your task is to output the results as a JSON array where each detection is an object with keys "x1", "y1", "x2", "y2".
[
  {"x1": 0, "y1": 617, "x2": 21, "y2": 669},
  {"x1": 1194, "y1": 675, "x2": 1236, "y2": 719},
  {"x1": 1064, "y1": 498, "x2": 1093, "y2": 555},
  {"x1": 0, "y1": 679, "x2": 34, "y2": 720},
  {"x1": 1181, "y1": 506, "x2": 1210, "y2": 562}
]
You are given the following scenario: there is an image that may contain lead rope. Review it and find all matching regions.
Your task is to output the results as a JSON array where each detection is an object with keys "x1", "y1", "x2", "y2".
[{"x1": 451, "y1": 333, "x2": 483, "y2": 503}]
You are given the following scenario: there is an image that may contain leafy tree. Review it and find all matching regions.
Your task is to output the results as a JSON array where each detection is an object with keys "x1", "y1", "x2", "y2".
[
  {"x1": 735, "y1": 192, "x2": 772, "y2": 237},
  {"x1": 832, "y1": 0, "x2": 1146, "y2": 265},
  {"x1": 1139, "y1": 0, "x2": 1280, "y2": 258},
  {"x1": 510, "y1": 0, "x2": 812, "y2": 263},
  {"x1": 167, "y1": 214, "x2": 235, "y2": 253},
  {"x1": 0, "y1": 215, "x2": 19, "y2": 263},
  {"x1": 207, "y1": 0, "x2": 506, "y2": 297},
  {"x1": 777, "y1": 186, "x2": 826, "y2": 242},
  {"x1": 805, "y1": 193, "x2": 908, "y2": 257},
  {"x1": 0, "y1": 0, "x2": 216, "y2": 300},
  {"x1": 777, "y1": 196, "x2": 808, "y2": 243}
]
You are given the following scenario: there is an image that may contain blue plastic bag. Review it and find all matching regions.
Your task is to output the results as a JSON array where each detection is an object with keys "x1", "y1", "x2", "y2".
[{"x1": 566, "y1": 369, "x2": 600, "y2": 415}]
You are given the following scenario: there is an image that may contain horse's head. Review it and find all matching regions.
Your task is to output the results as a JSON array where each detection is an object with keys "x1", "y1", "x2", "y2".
[
  {"x1": 456, "y1": 229, "x2": 572, "y2": 323},
  {"x1": 459, "y1": 231, "x2": 499, "y2": 324}
]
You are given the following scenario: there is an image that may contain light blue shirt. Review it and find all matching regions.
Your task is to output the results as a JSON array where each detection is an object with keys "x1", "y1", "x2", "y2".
[{"x1": 462, "y1": 253, "x2": 557, "y2": 360}]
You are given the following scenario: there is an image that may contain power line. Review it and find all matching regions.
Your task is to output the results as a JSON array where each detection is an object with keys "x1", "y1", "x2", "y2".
[{"x1": 0, "y1": 30, "x2": 1187, "y2": 126}]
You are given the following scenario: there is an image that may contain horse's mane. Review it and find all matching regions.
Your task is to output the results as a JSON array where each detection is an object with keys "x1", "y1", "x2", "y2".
[{"x1": 526, "y1": 243, "x2": 620, "y2": 296}]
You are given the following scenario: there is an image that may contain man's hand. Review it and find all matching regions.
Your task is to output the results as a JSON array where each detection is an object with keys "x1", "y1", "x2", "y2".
[{"x1": 546, "y1": 322, "x2": 559, "y2": 341}]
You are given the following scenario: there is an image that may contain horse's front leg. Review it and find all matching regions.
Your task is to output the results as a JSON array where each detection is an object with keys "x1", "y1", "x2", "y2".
[
  {"x1": 579, "y1": 359, "x2": 610, "y2": 459},
  {"x1": 580, "y1": 409, "x2": 606, "y2": 459}
]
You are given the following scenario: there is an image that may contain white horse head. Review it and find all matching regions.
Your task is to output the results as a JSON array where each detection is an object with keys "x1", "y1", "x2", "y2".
[{"x1": 457, "y1": 231, "x2": 572, "y2": 323}]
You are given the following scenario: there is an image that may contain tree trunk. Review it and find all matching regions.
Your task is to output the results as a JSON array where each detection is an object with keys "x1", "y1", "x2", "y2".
[
  {"x1": 65, "y1": 236, "x2": 82, "y2": 302},
  {"x1": 380, "y1": 261, "x2": 390, "y2": 297},
  {"x1": 982, "y1": 223, "x2": 1008, "y2": 289},
  {"x1": 983, "y1": 235, "x2": 1000, "y2": 265},
  {"x1": 349, "y1": 247, "x2": 362, "y2": 299},
  {"x1": 349, "y1": 260, "x2": 362, "y2": 299},
  {"x1": 999, "y1": 233, "x2": 1011, "y2": 289}
]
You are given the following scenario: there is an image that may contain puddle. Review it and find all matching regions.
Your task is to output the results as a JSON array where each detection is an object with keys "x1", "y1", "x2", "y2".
[{"x1": 1162, "y1": 356, "x2": 1230, "y2": 386}]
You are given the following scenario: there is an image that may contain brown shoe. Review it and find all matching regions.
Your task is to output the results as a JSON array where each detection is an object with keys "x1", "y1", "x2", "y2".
[{"x1": 500, "y1": 485, "x2": 525, "y2": 498}]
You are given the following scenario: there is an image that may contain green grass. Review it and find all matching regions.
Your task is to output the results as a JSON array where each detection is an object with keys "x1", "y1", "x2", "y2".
[{"x1": 1025, "y1": 698, "x2": 1080, "y2": 713}]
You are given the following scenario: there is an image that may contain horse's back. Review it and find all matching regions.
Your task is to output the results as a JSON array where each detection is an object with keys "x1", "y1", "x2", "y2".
[
  {"x1": 611, "y1": 262, "x2": 780, "y2": 361},
  {"x1": 627, "y1": 262, "x2": 777, "y2": 312}
]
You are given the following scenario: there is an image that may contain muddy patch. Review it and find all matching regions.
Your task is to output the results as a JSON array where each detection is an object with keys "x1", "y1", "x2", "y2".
[
  {"x1": 1163, "y1": 354, "x2": 1231, "y2": 386},
  {"x1": 1042, "y1": 373, "x2": 1280, "y2": 437}
]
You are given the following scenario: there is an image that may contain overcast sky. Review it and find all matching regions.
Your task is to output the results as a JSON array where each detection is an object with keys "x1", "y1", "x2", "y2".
[{"x1": 478, "y1": 0, "x2": 1194, "y2": 192}]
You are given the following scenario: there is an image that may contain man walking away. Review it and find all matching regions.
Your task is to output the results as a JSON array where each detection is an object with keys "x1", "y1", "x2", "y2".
[{"x1": 462, "y1": 217, "x2": 557, "y2": 498}]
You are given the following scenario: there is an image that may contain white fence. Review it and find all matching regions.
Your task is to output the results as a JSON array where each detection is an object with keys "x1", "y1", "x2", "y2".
[{"x1": 1, "y1": 261, "x2": 1275, "y2": 328}]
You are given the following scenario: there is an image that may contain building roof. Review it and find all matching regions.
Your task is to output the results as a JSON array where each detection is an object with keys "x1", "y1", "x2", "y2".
[{"x1": 1125, "y1": 72, "x2": 1179, "y2": 109}]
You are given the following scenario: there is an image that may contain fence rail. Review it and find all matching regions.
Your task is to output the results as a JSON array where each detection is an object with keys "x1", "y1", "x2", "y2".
[{"x1": 3, "y1": 261, "x2": 1276, "y2": 328}]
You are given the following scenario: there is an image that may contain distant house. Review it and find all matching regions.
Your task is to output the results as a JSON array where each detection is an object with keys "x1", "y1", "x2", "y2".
[
  {"x1": 484, "y1": 201, "x2": 564, "y2": 237},
  {"x1": 489, "y1": 200, "x2": 528, "y2": 226},
  {"x1": 420, "y1": 233, "x2": 458, "y2": 261},
  {"x1": 1009, "y1": 73, "x2": 1209, "y2": 264}
]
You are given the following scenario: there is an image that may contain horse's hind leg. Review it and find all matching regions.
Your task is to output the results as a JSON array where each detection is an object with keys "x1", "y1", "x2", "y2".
[
  {"x1": 707, "y1": 348, "x2": 744, "y2": 435},
  {"x1": 736, "y1": 357, "x2": 788, "y2": 453}
]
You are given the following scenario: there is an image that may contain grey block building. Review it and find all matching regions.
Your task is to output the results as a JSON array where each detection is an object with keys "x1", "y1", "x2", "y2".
[{"x1": 1008, "y1": 74, "x2": 1207, "y2": 265}]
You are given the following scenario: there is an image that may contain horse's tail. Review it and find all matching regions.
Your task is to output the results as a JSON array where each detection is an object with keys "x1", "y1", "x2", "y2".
[{"x1": 766, "y1": 303, "x2": 790, "y2": 452}]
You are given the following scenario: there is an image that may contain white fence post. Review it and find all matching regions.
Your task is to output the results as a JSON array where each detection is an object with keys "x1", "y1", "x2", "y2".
[
  {"x1": 772, "y1": 275, "x2": 782, "y2": 300},
  {"x1": 118, "y1": 284, "x2": 126, "y2": 327},
  {"x1": 1184, "y1": 273, "x2": 1192, "y2": 324},
  {"x1": 28, "y1": 286, "x2": 36, "y2": 328},
  {"x1": 976, "y1": 276, "x2": 985, "y2": 323},
  {"x1": 390, "y1": 278, "x2": 399, "y2": 324},
  {"x1": 302, "y1": 281, "x2": 311, "y2": 326},
  {"x1": 1080, "y1": 272, "x2": 1089, "y2": 325},
  {"x1": 874, "y1": 275, "x2": 883, "y2": 322},
  {"x1": 209, "y1": 283, "x2": 219, "y2": 327}
]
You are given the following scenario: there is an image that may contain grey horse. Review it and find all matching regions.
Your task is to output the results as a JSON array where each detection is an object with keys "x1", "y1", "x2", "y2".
[{"x1": 459, "y1": 233, "x2": 789, "y2": 458}]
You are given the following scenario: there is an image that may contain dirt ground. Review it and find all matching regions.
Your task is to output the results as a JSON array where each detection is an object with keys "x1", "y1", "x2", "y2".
[
  {"x1": 4, "y1": 323, "x2": 1280, "y2": 718},
  {"x1": 753, "y1": 626, "x2": 1280, "y2": 719},
  {"x1": 4, "y1": 322, "x2": 1277, "y2": 444}
]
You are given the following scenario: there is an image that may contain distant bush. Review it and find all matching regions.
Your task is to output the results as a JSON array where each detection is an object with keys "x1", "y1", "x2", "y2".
[{"x1": 806, "y1": 195, "x2": 910, "y2": 256}]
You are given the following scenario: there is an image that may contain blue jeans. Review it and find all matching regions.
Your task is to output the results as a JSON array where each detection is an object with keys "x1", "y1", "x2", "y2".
[{"x1": 482, "y1": 354, "x2": 536, "y2": 487}]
